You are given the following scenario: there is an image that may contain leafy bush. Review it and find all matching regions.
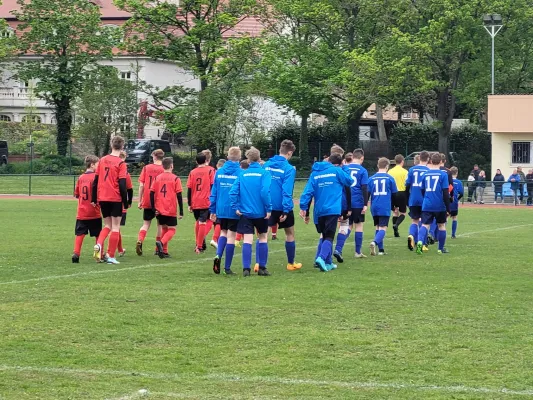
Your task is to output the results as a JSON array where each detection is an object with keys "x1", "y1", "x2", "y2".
[
  {"x1": 0, "y1": 155, "x2": 83, "y2": 175},
  {"x1": 0, "y1": 122, "x2": 57, "y2": 155}
]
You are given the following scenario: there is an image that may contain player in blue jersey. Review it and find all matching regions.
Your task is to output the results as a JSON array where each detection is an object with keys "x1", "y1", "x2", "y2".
[
  {"x1": 333, "y1": 149, "x2": 369, "y2": 261},
  {"x1": 299, "y1": 153, "x2": 352, "y2": 272},
  {"x1": 450, "y1": 167, "x2": 464, "y2": 239},
  {"x1": 416, "y1": 153, "x2": 452, "y2": 255},
  {"x1": 405, "y1": 150, "x2": 430, "y2": 251},
  {"x1": 368, "y1": 157, "x2": 398, "y2": 256},
  {"x1": 229, "y1": 147, "x2": 272, "y2": 277},
  {"x1": 263, "y1": 139, "x2": 302, "y2": 271},
  {"x1": 209, "y1": 146, "x2": 242, "y2": 275}
]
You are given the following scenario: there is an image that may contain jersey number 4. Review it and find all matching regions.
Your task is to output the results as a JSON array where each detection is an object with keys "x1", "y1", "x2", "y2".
[
  {"x1": 425, "y1": 176, "x2": 439, "y2": 192},
  {"x1": 373, "y1": 179, "x2": 387, "y2": 195},
  {"x1": 160, "y1": 184, "x2": 167, "y2": 197}
]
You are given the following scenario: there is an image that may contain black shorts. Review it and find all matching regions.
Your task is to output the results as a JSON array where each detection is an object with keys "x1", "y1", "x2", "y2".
[
  {"x1": 373, "y1": 216, "x2": 390, "y2": 227},
  {"x1": 421, "y1": 211, "x2": 447, "y2": 225},
  {"x1": 100, "y1": 201, "x2": 123, "y2": 218},
  {"x1": 156, "y1": 215, "x2": 178, "y2": 227},
  {"x1": 238, "y1": 216, "x2": 269, "y2": 235},
  {"x1": 450, "y1": 209, "x2": 458, "y2": 217},
  {"x1": 75, "y1": 218, "x2": 102, "y2": 237},
  {"x1": 193, "y1": 209, "x2": 210, "y2": 223},
  {"x1": 269, "y1": 210, "x2": 295, "y2": 229},
  {"x1": 220, "y1": 218, "x2": 239, "y2": 232},
  {"x1": 409, "y1": 206, "x2": 422, "y2": 220},
  {"x1": 120, "y1": 212, "x2": 127, "y2": 226},
  {"x1": 315, "y1": 215, "x2": 339, "y2": 240},
  {"x1": 392, "y1": 191, "x2": 407, "y2": 213},
  {"x1": 349, "y1": 208, "x2": 365, "y2": 224},
  {"x1": 143, "y1": 208, "x2": 156, "y2": 221}
]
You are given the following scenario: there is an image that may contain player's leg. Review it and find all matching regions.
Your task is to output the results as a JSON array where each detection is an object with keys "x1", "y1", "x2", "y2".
[
  {"x1": 374, "y1": 217, "x2": 388, "y2": 255},
  {"x1": 238, "y1": 217, "x2": 253, "y2": 276},
  {"x1": 436, "y1": 212, "x2": 448, "y2": 253},
  {"x1": 106, "y1": 204, "x2": 123, "y2": 264},
  {"x1": 159, "y1": 218, "x2": 177, "y2": 259},
  {"x1": 354, "y1": 218, "x2": 365, "y2": 258},
  {"x1": 118, "y1": 212, "x2": 127, "y2": 257},
  {"x1": 195, "y1": 210, "x2": 209, "y2": 254},
  {"x1": 334, "y1": 215, "x2": 350, "y2": 263},
  {"x1": 210, "y1": 219, "x2": 221, "y2": 249},
  {"x1": 270, "y1": 224, "x2": 278, "y2": 240},
  {"x1": 222, "y1": 225, "x2": 238, "y2": 275},
  {"x1": 73, "y1": 219, "x2": 89, "y2": 263},
  {"x1": 254, "y1": 219, "x2": 270, "y2": 276},
  {"x1": 284, "y1": 223, "x2": 301, "y2": 270},
  {"x1": 317, "y1": 216, "x2": 337, "y2": 271},
  {"x1": 94, "y1": 204, "x2": 112, "y2": 262},
  {"x1": 407, "y1": 207, "x2": 420, "y2": 251},
  {"x1": 369, "y1": 217, "x2": 379, "y2": 256},
  {"x1": 416, "y1": 213, "x2": 433, "y2": 255},
  {"x1": 136, "y1": 209, "x2": 154, "y2": 256},
  {"x1": 451, "y1": 214, "x2": 458, "y2": 238},
  {"x1": 393, "y1": 195, "x2": 406, "y2": 237}
]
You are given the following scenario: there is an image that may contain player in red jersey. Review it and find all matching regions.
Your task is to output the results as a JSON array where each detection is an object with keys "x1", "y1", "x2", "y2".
[
  {"x1": 200, "y1": 149, "x2": 216, "y2": 249},
  {"x1": 187, "y1": 152, "x2": 215, "y2": 254},
  {"x1": 209, "y1": 158, "x2": 226, "y2": 249},
  {"x1": 91, "y1": 135, "x2": 129, "y2": 264},
  {"x1": 136, "y1": 149, "x2": 165, "y2": 256},
  {"x1": 150, "y1": 157, "x2": 184, "y2": 258},
  {"x1": 72, "y1": 155, "x2": 101, "y2": 263},
  {"x1": 117, "y1": 151, "x2": 134, "y2": 257}
]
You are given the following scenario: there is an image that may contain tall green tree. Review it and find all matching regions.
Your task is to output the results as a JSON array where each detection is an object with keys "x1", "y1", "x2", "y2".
[{"x1": 13, "y1": 0, "x2": 115, "y2": 155}]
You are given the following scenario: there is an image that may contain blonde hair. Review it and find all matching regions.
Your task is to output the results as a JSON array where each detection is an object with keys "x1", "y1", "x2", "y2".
[
  {"x1": 245, "y1": 146, "x2": 260, "y2": 163},
  {"x1": 152, "y1": 149, "x2": 165, "y2": 161},
  {"x1": 227, "y1": 146, "x2": 242, "y2": 162},
  {"x1": 330, "y1": 144, "x2": 344, "y2": 156},
  {"x1": 201, "y1": 149, "x2": 212, "y2": 162},
  {"x1": 450, "y1": 166, "x2": 458, "y2": 176}
]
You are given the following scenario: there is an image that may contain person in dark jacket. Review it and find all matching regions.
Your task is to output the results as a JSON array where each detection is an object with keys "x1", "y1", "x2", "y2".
[
  {"x1": 526, "y1": 169, "x2": 533, "y2": 206},
  {"x1": 492, "y1": 169, "x2": 505, "y2": 204},
  {"x1": 508, "y1": 169, "x2": 521, "y2": 206},
  {"x1": 476, "y1": 170, "x2": 487, "y2": 204},
  {"x1": 518, "y1": 166, "x2": 527, "y2": 203},
  {"x1": 467, "y1": 173, "x2": 476, "y2": 202}
]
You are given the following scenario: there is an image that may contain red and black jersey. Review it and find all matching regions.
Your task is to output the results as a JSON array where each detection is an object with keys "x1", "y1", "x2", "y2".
[
  {"x1": 96, "y1": 155, "x2": 128, "y2": 202},
  {"x1": 139, "y1": 163, "x2": 164, "y2": 209},
  {"x1": 151, "y1": 172, "x2": 183, "y2": 217},
  {"x1": 75, "y1": 171, "x2": 101, "y2": 220},
  {"x1": 187, "y1": 166, "x2": 214, "y2": 209}
]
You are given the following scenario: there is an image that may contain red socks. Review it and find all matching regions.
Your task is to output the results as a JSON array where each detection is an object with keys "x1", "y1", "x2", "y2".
[
  {"x1": 196, "y1": 223, "x2": 206, "y2": 249},
  {"x1": 138, "y1": 229, "x2": 147, "y2": 243},
  {"x1": 74, "y1": 234, "x2": 85, "y2": 256},
  {"x1": 97, "y1": 226, "x2": 111, "y2": 247},
  {"x1": 205, "y1": 219, "x2": 213, "y2": 234},
  {"x1": 107, "y1": 231, "x2": 120, "y2": 258},
  {"x1": 160, "y1": 227, "x2": 168, "y2": 253},
  {"x1": 236, "y1": 233, "x2": 243, "y2": 241},
  {"x1": 161, "y1": 227, "x2": 176, "y2": 251},
  {"x1": 271, "y1": 225, "x2": 278, "y2": 236},
  {"x1": 117, "y1": 233, "x2": 123, "y2": 253},
  {"x1": 213, "y1": 224, "x2": 221, "y2": 242}
]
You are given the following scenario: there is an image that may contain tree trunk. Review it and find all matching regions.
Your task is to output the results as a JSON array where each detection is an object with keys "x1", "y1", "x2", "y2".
[
  {"x1": 346, "y1": 105, "x2": 368, "y2": 150},
  {"x1": 299, "y1": 112, "x2": 310, "y2": 166},
  {"x1": 376, "y1": 104, "x2": 387, "y2": 141},
  {"x1": 103, "y1": 132, "x2": 111, "y2": 155},
  {"x1": 436, "y1": 88, "x2": 456, "y2": 156},
  {"x1": 55, "y1": 96, "x2": 72, "y2": 156}
]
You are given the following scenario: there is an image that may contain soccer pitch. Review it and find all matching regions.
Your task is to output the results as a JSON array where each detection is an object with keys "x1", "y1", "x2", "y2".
[{"x1": 1, "y1": 199, "x2": 533, "y2": 399}]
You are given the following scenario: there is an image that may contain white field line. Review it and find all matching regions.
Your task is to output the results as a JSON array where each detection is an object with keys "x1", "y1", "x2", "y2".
[
  {"x1": 456, "y1": 223, "x2": 533, "y2": 238},
  {"x1": 1, "y1": 365, "x2": 533, "y2": 397},
  {"x1": 0, "y1": 246, "x2": 315, "y2": 286}
]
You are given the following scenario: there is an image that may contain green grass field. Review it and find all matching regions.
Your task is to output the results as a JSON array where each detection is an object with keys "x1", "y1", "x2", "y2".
[{"x1": 1, "y1": 199, "x2": 533, "y2": 399}]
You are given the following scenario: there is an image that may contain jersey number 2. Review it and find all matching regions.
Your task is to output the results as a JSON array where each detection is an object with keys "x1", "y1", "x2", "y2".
[{"x1": 196, "y1": 177, "x2": 202, "y2": 191}]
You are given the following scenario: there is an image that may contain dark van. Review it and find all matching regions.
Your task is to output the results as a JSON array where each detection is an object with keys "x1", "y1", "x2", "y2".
[
  {"x1": 0, "y1": 140, "x2": 7, "y2": 164},
  {"x1": 125, "y1": 139, "x2": 172, "y2": 165}
]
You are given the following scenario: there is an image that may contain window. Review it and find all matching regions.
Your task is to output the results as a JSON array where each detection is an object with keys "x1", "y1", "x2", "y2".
[
  {"x1": 100, "y1": 24, "x2": 123, "y2": 45},
  {"x1": 1, "y1": 27, "x2": 14, "y2": 38},
  {"x1": 0, "y1": 115, "x2": 11, "y2": 122},
  {"x1": 120, "y1": 71, "x2": 132, "y2": 80},
  {"x1": 512, "y1": 142, "x2": 531, "y2": 164},
  {"x1": 402, "y1": 111, "x2": 413, "y2": 119},
  {"x1": 22, "y1": 115, "x2": 42, "y2": 124}
]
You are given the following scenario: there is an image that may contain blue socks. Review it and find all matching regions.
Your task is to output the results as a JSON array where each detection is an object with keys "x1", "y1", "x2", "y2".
[
  {"x1": 418, "y1": 226, "x2": 428, "y2": 244},
  {"x1": 355, "y1": 232, "x2": 363, "y2": 254},
  {"x1": 257, "y1": 242, "x2": 268, "y2": 268},
  {"x1": 409, "y1": 223, "x2": 418, "y2": 240},
  {"x1": 316, "y1": 238, "x2": 323, "y2": 260},
  {"x1": 452, "y1": 220, "x2": 458, "y2": 237},
  {"x1": 335, "y1": 229, "x2": 351, "y2": 254},
  {"x1": 216, "y1": 236, "x2": 227, "y2": 258},
  {"x1": 255, "y1": 239, "x2": 260, "y2": 264},
  {"x1": 285, "y1": 241, "x2": 295, "y2": 264},
  {"x1": 319, "y1": 239, "x2": 333, "y2": 262},
  {"x1": 374, "y1": 230, "x2": 386, "y2": 251},
  {"x1": 438, "y1": 230, "x2": 446, "y2": 251},
  {"x1": 225, "y1": 244, "x2": 235, "y2": 271},
  {"x1": 430, "y1": 220, "x2": 438, "y2": 238},
  {"x1": 242, "y1": 243, "x2": 252, "y2": 270}
]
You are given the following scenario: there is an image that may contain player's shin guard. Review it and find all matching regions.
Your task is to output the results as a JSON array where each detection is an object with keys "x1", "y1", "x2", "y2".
[
  {"x1": 438, "y1": 230, "x2": 446, "y2": 251},
  {"x1": 319, "y1": 239, "x2": 333, "y2": 262},
  {"x1": 138, "y1": 229, "x2": 147, "y2": 243},
  {"x1": 355, "y1": 232, "x2": 363, "y2": 254},
  {"x1": 117, "y1": 233, "x2": 123, "y2": 253},
  {"x1": 315, "y1": 238, "x2": 323, "y2": 260},
  {"x1": 97, "y1": 227, "x2": 111, "y2": 247},
  {"x1": 375, "y1": 230, "x2": 386, "y2": 251},
  {"x1": 161, "y1": 227, "x2": 176, "y2": 246},
  {"x1": 335, "y1": 227, "x2": 351, "y2": 254},
  {"x1": 285, "y1": 241, "x2": 295, "y2": 264},
  {"x1": 452, "y1": 221, "x2": 458, "y2": 237},
  {"x1": 257, "y1": 242, "x2": 268, "y2": 267},
  {"x1": 409, "y1": 223, "x2": 418, "y2": 239},
  {"x1": 225, "y1": 244, "x2": 235, "y2": 271},
  {"x1": 213, "y1": 224, "x2": 221, "y2": 242},
  {"x1": 418, "y1": 226, "x2": 428, "y2": 244},
  {"x1": 216, "y1": 236, "x2": 227, "y2": 258},
  {"x1": 196, "y1": 224, "x2": 206, "y2": 249},
  {"x1": 242, "y1": 243, "x2": 252, "y2": 270},
  {"x1": 74, "y1": 234, "x2": 85, "y2": 256},
  {"x1": 430, "y1": 220, "x2": 438, "y2": 238},
  {"x1": 205, "y1": 219, "x2": 214, "y2": 234},
  {"x1": 107, "y1": 231, "x2": 120, "y2": 258}
]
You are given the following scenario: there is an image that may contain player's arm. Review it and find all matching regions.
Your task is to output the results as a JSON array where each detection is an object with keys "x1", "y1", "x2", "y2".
[
  {"x1": 209, "y1": 176, "x2": 218, "y2": 215},
  {"x1": 261, "y1": 172, "x2": 272, "y2": 218},
  {"x1": 344, "y1": 185, "x2": 352, "y2": 211},
  {"x1": 138, "y1": 169, "x2": 145, "y2": 208},
  {"x1": 229, "y1": 176, "x2": 241, "y2": 214},
  {"x1": 118, "y1": 162, "x2": 128, "y2": 208},
  {"x1": 282, "y1": 167, "x2": 296, "y2": 214},
  {"x1": 362, "y1": 184, "x2": 369, "y2": 204},
  {"x1": 442, "y1": 188, "x2": 451, "y2": 213},
  {"x1": 74, "y1": 180, "x2": 80, "y2": 199},
  {"x1": 150, "y1": 190, "x2": 156, "y2": 212},
  {"x1": 187, "y1": 188, "x2": 193, "y2": 210},
  {"x1": 177, "y1": 192, "x2": 184, "y2": 217},
  {"x1": 91, "y1": 165, "x2": 99, "y2": 204},
  {"x1": 175, "y1": 177, "x2": 184, "y2": 217},
  {"x1": 299, "y1": 178, "x2": 314, "y2": 218},
  {"x1": 126, "y1": 175, "x2": 133, "y2": 207}
]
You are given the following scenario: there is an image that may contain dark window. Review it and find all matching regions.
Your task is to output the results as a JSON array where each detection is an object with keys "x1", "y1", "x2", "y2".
[
  {"x1": 512, "y1": 142, "x2": 531, "y2": 164},
  {"x1": 160, "y1": 141, "x2": 171, "y2": 152},
  {"x1": 0, "y1": 141, "x2": 7, "y2": 149}
]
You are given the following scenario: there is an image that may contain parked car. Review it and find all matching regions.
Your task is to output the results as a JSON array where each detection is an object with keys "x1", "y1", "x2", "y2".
[
  {"x1": 391, "y1": 151, "x2": 457, "y2": 167},
  {"x1": 125, "y1": 139, "x2": 172, "y2": 166},
  {"x1": 0, "y1": 140, "x2": 8, "y2": 164}
]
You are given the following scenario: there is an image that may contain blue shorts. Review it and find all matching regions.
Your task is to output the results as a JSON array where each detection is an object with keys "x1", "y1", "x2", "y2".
[
  {"x1": 409, "y1": 206, "x2": 422, "y2": 220},
  {"x1": 373, "y1": 216, "x2": 390, "y2": 227},
  {"x1": 421, "y1": 211, "x2": 447, "y2": 225},
  {"x1": 237, "y1": 216, "x2": 269, "y2": 235},
  {"x1": 349, "y1": 208, "x2": 365, "y2": 224},
  {"x1": 315, "y1": 215, "x2": 339, "y2": 240}
]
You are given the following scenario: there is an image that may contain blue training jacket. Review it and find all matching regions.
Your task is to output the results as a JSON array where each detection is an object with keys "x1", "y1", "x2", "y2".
[
  {"x1": 209, "y1": 160, "x2": 240, "y2": 219},
  {"x1": 229, "y1": 162, "x2": 272, "y2": 219},
  {"x1": 299, "y1": 161, "x2": 352, "y2": 224},
  {"x1": 263, "y1": 155, "x2": 296, "y2": 213}
]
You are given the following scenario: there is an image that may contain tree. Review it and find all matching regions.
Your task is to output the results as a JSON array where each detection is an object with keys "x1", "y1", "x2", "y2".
[
  {"x1": 74, "y1": 67, "x2": 137, "y2": 156},
  {"x1": 12, "y1": 0, "x2": 115, "y2": 155}
]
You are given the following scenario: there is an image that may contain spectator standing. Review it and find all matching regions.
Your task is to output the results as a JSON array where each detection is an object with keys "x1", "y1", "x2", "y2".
[
  {"x1": 518, "y1": 166, "x2": 526, "y2": 203},
  {"x1": 527, "y1": 169, "x2": 533, "y2": 206},
  {"x1": 467, "y1": 173, "x2": 476, "y2": 202},
  {"x1": 492, "y1": 169, "x2": 505, "y2": 204},
  {"x1": 476, "y1": 170, "x2": 486, "y2": 204},
  {"x1": 508, "y1": 169, "x2": 521, "y2": 206},
  {"x1": 471, "y1": 164, "x2": 481, "y2": 179}
]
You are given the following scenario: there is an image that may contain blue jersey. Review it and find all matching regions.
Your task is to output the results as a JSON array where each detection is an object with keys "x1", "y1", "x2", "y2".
[
  {"x1": 229, "y1": 162, "x2": 272, "y2": 219},
  {"x1": 368, "y1": 172, "x2": 398, "y2": 217},
  {"x1": 343, "y1": 163, "x2": 369, "y2": 209},
  {"x1": 263, "y1": 155, "x2": 296, "y2": 213},
  {"x1": 421, "y1": 169, "x2": 449, "y2": 212},
  {"x1": 209, "y1": 160, "x2": 240, "y2": 219},
  {"x1": 406, "y1": 165, "x2": 429, "y2": 207},
  {"x1": 450, "y1": 178, "x2": 464, "y2": 211},
  {"x1": 300, "y1": 161, "x2": 352, "y2": 224}
]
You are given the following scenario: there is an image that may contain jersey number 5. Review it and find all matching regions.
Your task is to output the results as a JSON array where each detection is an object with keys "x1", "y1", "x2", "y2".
[{"x1": 350, "y1": 170, "x2": 358, "y2": 187}]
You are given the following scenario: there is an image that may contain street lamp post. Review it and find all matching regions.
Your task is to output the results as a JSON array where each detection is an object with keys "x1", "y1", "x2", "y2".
[{"x1": 483, "y1": 14, "x2": 503, "y2": 95}]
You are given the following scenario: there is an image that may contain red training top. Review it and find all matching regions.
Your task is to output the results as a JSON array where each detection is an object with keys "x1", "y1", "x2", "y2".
[
  {"x1": 187, "y1": 166, "x2": 214, "y2": 210},
  {"x1": 75, "y1": 171, "x2": 101, "y2": 220},
  {"x1": 96, "y1": 154, "x2": 128, "y2": 203},
  {"x1": 139, "y1": 163, "x2": 164, "y2": 209},
  {"x1": 151, "y1": 172, "x2": 183, "y2": 217}
]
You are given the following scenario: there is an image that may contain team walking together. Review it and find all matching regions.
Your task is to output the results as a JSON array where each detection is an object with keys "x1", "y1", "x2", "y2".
[{"x1": 72, "y1": 136, "x2": 463, "y2": 274}]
